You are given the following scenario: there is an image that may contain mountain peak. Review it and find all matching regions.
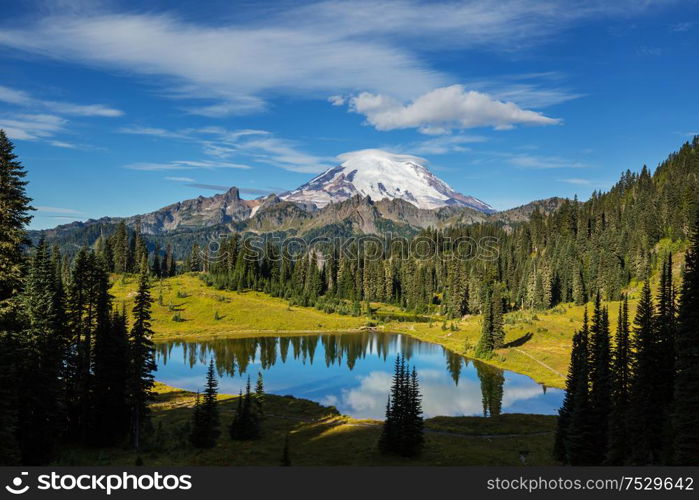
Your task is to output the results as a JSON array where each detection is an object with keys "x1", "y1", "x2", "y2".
[{"x1": 281, "y1": 148, "x2": 493, "y2": 213}]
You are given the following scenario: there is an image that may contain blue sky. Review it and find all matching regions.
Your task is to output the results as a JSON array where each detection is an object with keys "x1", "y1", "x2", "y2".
[{"x1": 1, "y1": 0, "x2": 697, "y2": 229}]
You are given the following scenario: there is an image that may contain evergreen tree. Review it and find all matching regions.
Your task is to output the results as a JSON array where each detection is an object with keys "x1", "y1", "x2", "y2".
[
  {"x1": 128, "y1": 257, "x2": 157, "y2": 449},
  {"x1": 229, "y1": 377, "x2": 260, "y2": 440},
  {"x1": 607, "y1": 295, "x2": 631, "y2": 464},
  {"x1": 629, "y1": 281, "x2": 662, "y2": 464},
  {"x1": 588, "y1": 294, "x2": 612, "y2": 464},
  {"x1": 0, "y1": 130, "x2": 32, "y2": 463},
  {"x1": 16, "y1": 238, "x2": 67, "y2": 463},
  {"x1": 378, "y1": 355, "x2": 424, "y2": 457},
  {"x1": 674, "y1": 205, "x2": 699, "y2": 465},
  {"x1": 555, "y1": 310, "x2": 590, "y2": 464},
  {"x1": 92, "y1": 306, "x2": 130, "y2": 445},
  {"x1": 564, "y1": 311, "x2": 597, "y2": 465},
  {"x1": 190, "y1": 360, "x2": 220, "y2": 448},
  {"x1": 255, "y1": 371, "x2": 265, "y2": 421}
]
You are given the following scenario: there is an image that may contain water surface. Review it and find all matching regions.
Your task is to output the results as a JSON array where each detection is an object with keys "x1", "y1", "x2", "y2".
[{"x1": 155, "y1": 332, "x2": 563, "y2": 419}]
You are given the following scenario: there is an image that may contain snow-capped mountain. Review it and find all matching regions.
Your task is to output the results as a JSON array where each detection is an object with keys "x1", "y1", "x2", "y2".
[{"x1": 281, "y1": 149, "x2": 494, "y2": 213}]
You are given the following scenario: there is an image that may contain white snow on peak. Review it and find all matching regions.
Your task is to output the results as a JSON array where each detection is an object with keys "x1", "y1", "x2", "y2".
[{"x1": 281, "y1": 149, "x2": 493, "y2": 213}]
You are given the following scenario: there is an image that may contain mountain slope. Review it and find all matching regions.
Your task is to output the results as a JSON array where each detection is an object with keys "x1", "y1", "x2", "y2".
[{"x1": 281, "y1": 149, "x2": 494, "y2": 212}]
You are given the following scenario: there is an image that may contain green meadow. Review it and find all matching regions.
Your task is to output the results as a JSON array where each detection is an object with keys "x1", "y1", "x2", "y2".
[{"x1": 56, "y1": 383, "x2": 557, "y2": 466}]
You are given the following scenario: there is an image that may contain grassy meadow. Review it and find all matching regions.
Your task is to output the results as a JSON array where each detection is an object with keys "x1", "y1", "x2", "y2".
[{"x1": 55, "y1": 383, "x2": 556, "y2": 466}]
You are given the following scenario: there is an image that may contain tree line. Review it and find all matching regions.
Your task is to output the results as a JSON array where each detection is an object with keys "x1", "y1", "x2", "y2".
[
  {"x1": 200, "y1": 138, "x2": 699, "y2": 331},
  {"x1": 0, "y1": 131, "x2": 157, "y2": 465},
  {"x1": 555, "y1": 220, "x2": 699, "y2": 464}
]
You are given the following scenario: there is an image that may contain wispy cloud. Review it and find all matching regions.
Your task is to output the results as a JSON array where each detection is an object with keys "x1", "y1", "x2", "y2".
[
  {"x1": 164, "y1": 176, "x2": 196, "y2": 182},
  {"x1": 405, "y1": 134, "x2": 488, "y2": 155},
  {"x1": 124, "y1": 160, "x2": 251, "y2": 171},
  {"x1": 0, "y1": 84, "x2": 122, "y2": 145},
  {"x1": 35, "y1": 205, "x2": 85, "y2": 215},
  {"x1": 122, "y1": 125, "x2": 334, "y2": 174},
  {"x1": 0, "y1": 85, "x2": 122, "y2": 117},
  {"x1": 671, "y1": 21, "x2": 693, "y2": 32},
  {"x1": 507, "y1": 153, "x2": 590, "y2": 170},
  {"x1": 0, "y1": 113, "x2": 65, "y2": 141}
]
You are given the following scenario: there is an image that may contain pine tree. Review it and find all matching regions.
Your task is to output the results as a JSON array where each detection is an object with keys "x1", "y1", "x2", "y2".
[
  {"x1": 92, "y1": 306, "x2": 130, "y2": 445},
  {"x1": 554, "y1": 309, "x2": 589, "y2": 464},
  {"x1": 656, "y1": 253, "x2": 677, "y2": 461},
  {"x1": 674, "y1": 205, "x2": 699, "y2": 465},
  {"x1": 564, "y1": 310, "x2": 597, "y2": 465},
  {"x1": 190, "y1": 360, "x2": 220, "y2": 448},
  {"x1": 588, "y1": 294, "x2": 611, "y2": 464},
  {"x1": 378, "y1": 355, "x2": 424, "y2": 457},
  {"x1": 629, "y1": 280, "x2": 661, "y2": 464},
  {"x1": 16, "y1": 238, "x2": 67, "y2": 463},
  {"x1": 607, "y1": 296, "x2": 630, "y2": 464},
  {"x1": 128, "y1": 257, "x2": 156, "y2": 449},
  {"x1": 229, "y1": 377, "x2": 260, "y2": 440},
  {"x1": 0, "y1": 130, "x2": 32, "y2": 463},
  {"x1": 255, "y1": 371, "x2": 265, "y2": 421}
]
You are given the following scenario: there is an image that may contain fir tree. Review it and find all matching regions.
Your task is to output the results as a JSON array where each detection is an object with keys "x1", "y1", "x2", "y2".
[
  {"x1": 378, "y1": 355, "x2": 424, "y2": 457},
  {"x1": 674, "y1": 205, "x2": 699, "y2": 465},
  {"x1": 564, "y1": 310, "x2": 597, "y2": 465},
  {"x1": 607, "y1": 295, "x2": 631, "y2": 464},
  {"x1": 16, "y1": 238, "x2": 67, "y2": 463},
  {"x1": 190, "y1": 360, "x2": 220, "y2": 448},
  {"x1": 0, "y1": 130, "x2": 32, "y2": 463},
  {"x1": 629, "y1": 280, "x2": 662, "y2": 464},
  {"x1": 255, "y1": 371, "x2": 265, "y2": 421},
  {"x1": 92, "y1": 306, "x2": 130, "y2": 445},
  {"x1": 588, "y1": 294, "x2": 611, "y2": 464},
  {"x1": 128, "y1": 257, "x2": 156, "y2": 449},
  {"x1": 229, "y1": 377, "x2": 260, "y2": 440}
]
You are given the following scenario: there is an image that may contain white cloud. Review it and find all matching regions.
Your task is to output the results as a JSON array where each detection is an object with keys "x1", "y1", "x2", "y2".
[
  {"x1": 409, "y1": 134, "x2": 488, "y2": 155},
  {"x1": 0, "y1": 113, "x2": 65, "y2": 141},
  {"x1": 328, "y1": 95, "x2": 346, "y2": 106},
  {"x1": 124, "y1": 160, "x2": 252, "y2": 171},
  {"x1": 0, "y1": 84, "x2": 122, "y2": 117},
  {"x1": 35, "y1": 205, "x2": 85, "y2": 215},
  {"x1": 349, "y1": 85, "x2": 560, "y2": 133},
  {"x1": 507, "y1": 153, "x2": 589, "y2": 169},
  {"x1": 165, "y1": 176, "x2": 196, "y2": 182},
  {"x1": 0, "y1": 1, "x2": 668, "y2": 115},
  {"x1": 558, "y1": 177, "x2": 593, "y2": 185},
  {"x1": 121, "y1": 125, "x2": 334, "y2": 174}
]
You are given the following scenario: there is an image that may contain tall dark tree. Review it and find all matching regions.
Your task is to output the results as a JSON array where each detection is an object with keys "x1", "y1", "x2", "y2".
[
  {"x1": 629, "y1": 280, "x2": 662, "y2": 464},
  {"x1": 674, "y1": 205, "x2": 699, "y2": 465},
  {"x1": 128, "y1": 257, "x2": 157, "y2": 449},
  {"x1": 378, "y1": 355, "x2": 424, "y2": 457},
  {"x1": 656, "y1": 253, "x2": 677, "y2": 461},
  {"x1": 588, "y1": 294, "x2": 612, "y2": 464},
  {"x1": 564, "y1": 310, "x2": 597, "y2": 465},
  {"x1": 0, "y1": 130, "x2": 32, "y2": 463},
  {"x1": 190, "y1": 360, "x2": 220, "y2": 448},
  {"x1": 229, "y1": 377, "x2": 260, "y2": 440},
  {"x1": 607, "y1": 295, "x2": 631, "y2": 464},
  {"x1": 555, "y1": 309, "x2": 591, "y2": 464},
  {"x1": 16, "y1": 238, "x2": 67, "y2": 463},
  {"x1": 92, "y1": 306, "x2": 130, "y2": 445}
]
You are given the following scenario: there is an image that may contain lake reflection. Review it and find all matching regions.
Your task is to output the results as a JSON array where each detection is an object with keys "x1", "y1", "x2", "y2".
[{"x1": 155, "y1": 332, "x2": 563, "y2": 419}]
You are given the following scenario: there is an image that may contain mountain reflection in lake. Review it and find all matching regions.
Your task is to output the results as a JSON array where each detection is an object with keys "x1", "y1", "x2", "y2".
[{"x1": 155, "y1": 332, "x2": 563, "y2": 419}]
